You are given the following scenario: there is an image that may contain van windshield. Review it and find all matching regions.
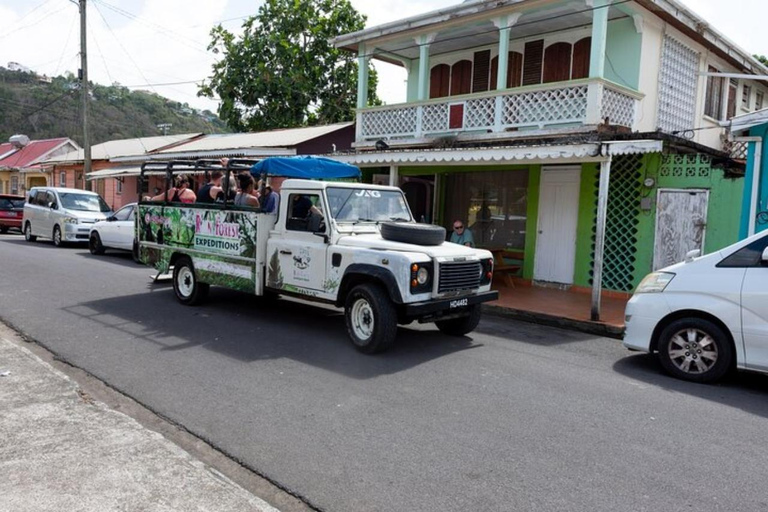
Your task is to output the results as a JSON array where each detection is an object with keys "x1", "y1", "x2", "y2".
[
  {"x1": 327, "y1": 187, "x2": 412, "y2": 223},
  {"x1": 59, "y1": 193, "x2": 111, "y2": 213}
]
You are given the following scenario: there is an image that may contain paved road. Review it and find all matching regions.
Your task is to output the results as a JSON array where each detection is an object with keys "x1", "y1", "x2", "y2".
[{"x1": 2, "y1": 233, "x2": 768, "y2": 512}]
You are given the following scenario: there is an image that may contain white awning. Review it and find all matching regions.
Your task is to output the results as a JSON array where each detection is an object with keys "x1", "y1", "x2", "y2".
[
  {"x1": 330, "y1": 140, "x2": 663, "y2": 167},
  {"x1": 86, "y1": 166, "x2": 143, "y2": 180}
]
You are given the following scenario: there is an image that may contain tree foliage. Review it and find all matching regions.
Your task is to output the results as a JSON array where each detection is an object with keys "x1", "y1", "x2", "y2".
[
  {"x1": 755, "y1": 54, "x2": 768, "y2": 67},
  {"x1": 199, "y1": 0, "x2": 380, "y2": 132},
  {"x1": 0, "y1": 67, "x2": 227, "y2": 145}
]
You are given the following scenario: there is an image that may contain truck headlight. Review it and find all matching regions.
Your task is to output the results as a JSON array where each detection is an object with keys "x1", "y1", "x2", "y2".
[
  {"x1": 416, "y1": 267, "x2": 429, "y2": 285},
  {"x1": 635, "y1": 272, "x2": 675, "y2": 293},
  {"x1": 62, "y1": 216, "x2": 79, "y2": 224},
  {"x1": 410, "y1": 262, "x2": 432, "y2": 292}
]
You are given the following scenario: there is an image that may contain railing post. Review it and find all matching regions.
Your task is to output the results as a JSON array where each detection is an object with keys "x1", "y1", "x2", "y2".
[
  {"x1": 356, "y1": 110, "x2": 363, "y2": 141},
  {"x1": 416, "y1": 105, "x2": 424, "y2": 138},
  {"x1": 586, "y1": 80, "x2": 604, "y2": 125}
]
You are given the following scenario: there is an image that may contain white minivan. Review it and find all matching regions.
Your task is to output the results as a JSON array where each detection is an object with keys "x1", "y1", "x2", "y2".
[
  {"x1": 624, "y1": 230, "x2": 768, "y2": 383},
  {"x1": 23, "y1": 187, "x2": 112, "y2": 247}
]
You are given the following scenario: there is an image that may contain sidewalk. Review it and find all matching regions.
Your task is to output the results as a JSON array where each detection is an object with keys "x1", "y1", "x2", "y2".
[{"x1": 0, "y1": 334, "x2": 279, "y2": 512}]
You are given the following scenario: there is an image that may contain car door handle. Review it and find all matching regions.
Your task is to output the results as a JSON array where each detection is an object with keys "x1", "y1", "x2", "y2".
[{"x1": 279, "y1": 250, "x2": 293, "y2": 255}]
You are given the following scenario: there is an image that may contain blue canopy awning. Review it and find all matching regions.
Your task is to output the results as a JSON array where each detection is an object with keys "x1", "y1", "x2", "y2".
[{"x1": 250, "y1": 156, "x2": 361, "y2": 179}]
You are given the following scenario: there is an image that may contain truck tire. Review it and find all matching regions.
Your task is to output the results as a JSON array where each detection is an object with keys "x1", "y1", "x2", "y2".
[
  {"x1": 344, "y1": 283, "x2": 398, "y2": 354},
  {"x1": 436, "y1": 305, "x2": 482, "y2": 336},
  {"x1": 172, "y1": 256, "x2": 209, "y2": 306},
  {"x1": 380, "y1": 222, "x2": 446, "y2": 246}
]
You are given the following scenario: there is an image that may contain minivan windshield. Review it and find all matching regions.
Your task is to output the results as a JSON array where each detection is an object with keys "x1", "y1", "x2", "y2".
[
  {"x1": 327, "y1": 187, "x2": 412, "y2": 223},
  {"x1": 59, "y1": 192, "x2": 111, "y2": 213}
]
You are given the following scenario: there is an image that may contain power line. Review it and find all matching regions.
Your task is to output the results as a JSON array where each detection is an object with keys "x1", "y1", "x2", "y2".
[
  {"x1": 0, "y1": 3, "x2": 70, "y2": 41},
  {"x1": 87, "y1": 15, "x2": 115, "y2": 84},
  {"x1": 54, "y1": 10, "x2": 79, "y2": 77}
]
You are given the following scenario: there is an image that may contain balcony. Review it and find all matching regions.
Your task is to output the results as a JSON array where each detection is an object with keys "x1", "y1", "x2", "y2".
[{"x1": 355, "y1": 78, "x2": 642, "y2": 145}]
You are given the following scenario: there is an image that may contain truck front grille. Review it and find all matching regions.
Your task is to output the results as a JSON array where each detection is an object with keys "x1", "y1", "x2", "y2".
[{"x1": 438, "y1": 261, "x2": 482, "y2": 294}]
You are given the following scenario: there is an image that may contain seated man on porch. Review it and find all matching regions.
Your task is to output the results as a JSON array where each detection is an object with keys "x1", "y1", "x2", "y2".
[{"x1": 450, "y1": 220, "x2": 475, "y2": 247}]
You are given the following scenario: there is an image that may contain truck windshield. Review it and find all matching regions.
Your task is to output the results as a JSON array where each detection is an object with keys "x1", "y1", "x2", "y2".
[
  {"x1": 59, "y1": 193, "x2": 111, "y2": 213},
  {"x1": 327, "y1": 187, "x2": 412, "y2": 223}
]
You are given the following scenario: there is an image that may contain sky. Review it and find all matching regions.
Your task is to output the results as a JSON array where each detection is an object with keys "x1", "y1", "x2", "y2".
[{"x1": 0, "y1": 0, "x2": 765, "y2": 123}]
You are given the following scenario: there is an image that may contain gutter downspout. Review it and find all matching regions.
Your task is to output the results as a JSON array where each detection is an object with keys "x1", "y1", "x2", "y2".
[{"x1": 734, "y1": 135, "x2": 764, "y2": 237}]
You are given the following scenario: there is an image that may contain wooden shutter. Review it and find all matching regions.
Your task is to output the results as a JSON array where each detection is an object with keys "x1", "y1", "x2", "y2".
[
  {"x1": 508, "y1": 51, "x2": 523, "y2": 88},
  {"x1": 490, "y1": 56, "x2": 499, "y2": 91},
  {"x1": 543, "y1": 42, "x2": 572, "y2": 83},
  {"x1": 472, "y1": 50, "x2": 491, "y2": 93},
  {"x1": 429, "y1": 64, "x2": 451, "y2": 99},
  {"x1": 522, "y1": 40, "x2": 544, "y2": 86},
  {"x1": 451, "y1": 60, "x2": 473, "y2": 96},
  {"x1": 572, "y1": 38, "x2": 591, "y2": 79}
]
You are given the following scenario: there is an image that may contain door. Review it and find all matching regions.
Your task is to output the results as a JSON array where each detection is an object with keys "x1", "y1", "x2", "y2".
[
  {"x1": 38, "y1": 190, "x2": 56, "y2": 237},
  {"x1": 102, "y1": 205, "x2": 133, "y2": 249},
  {"x1": 270, "y1": 193, "x2": 329, "y2": 293},
  {"x1": 739, "y1": 236, "x2": 768, "y2": 371},
  {"x1": 653, "y1": 189, "x2": 709, "y2": 270},
  {"x1": 534, "y1": 167, "x2": 581, "y2": 284}
]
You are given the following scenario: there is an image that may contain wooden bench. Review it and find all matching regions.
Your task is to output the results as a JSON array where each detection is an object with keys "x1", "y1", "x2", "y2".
[{"x1": 490, "y1": 249, "x2": 524, "y2": 288}]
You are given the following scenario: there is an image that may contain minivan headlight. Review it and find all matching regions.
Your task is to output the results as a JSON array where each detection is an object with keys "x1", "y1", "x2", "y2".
[
  {"x1": 62, "y1": 216, "x2": 79, "y2": 224},
  {"x1": 635, "y1": 272, "x2": 675, "y2": 294}
]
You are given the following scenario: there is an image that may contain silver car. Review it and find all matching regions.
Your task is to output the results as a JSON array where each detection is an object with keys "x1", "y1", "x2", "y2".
[{"x1": 23, "y1": 187, "x2": 112, "y2": 247}]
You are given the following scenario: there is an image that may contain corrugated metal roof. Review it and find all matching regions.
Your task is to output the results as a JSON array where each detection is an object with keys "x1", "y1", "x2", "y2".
[
  {"x1": 155, "y1": 123, "x2": 353, "y2": 153},
  {"x1": 729, "y1": 108, "x2": 768, "y2": 133},
  {"x1": 43, "y1": 133, "x2": 202, "y2": 164},
  {"x1": 0, "y1": 138, "x2": 73, "y2": 169}
]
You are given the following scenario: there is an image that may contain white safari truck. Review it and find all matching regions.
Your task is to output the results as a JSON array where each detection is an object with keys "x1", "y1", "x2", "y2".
[{"x1": 137, "y1": 158, "x2": 498, "y2": 353}]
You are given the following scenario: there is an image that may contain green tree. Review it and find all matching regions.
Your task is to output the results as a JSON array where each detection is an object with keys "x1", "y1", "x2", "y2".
[
  {"x1": 755, "y1": 54, "x2": 768, "y2": 67},
  {"x1": 199, "y1": 0, "x2": 380, "y2": 132}
]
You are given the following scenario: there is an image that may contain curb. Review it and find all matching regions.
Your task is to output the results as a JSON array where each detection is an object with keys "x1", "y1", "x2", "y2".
[{"x1": 482, "y1": 304, "x2": 625, "y2": 339}]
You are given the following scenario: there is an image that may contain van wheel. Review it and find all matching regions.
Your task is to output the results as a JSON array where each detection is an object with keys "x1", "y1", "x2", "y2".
[
  {"x1": 657, "y1": 318, "x2": 733, "y2": 383},
  {"x1": 24, "y1": 223, "x2": 36, "y2": 242},
  {"x1": 52, "y1": 225, "x2": 64, "y2": 247},
  {"x1": 173, "y1": 256, "x2": 209, "y2": 306},
  {"x1": 89, "y1": 232, "x2": 106, "y2": 255},
  {"x1": 436, "y1": 305, "x2": 482, "y2": 336},
  {"x1": 344, "y1": 283, "x2": 397, "y2": 354}
]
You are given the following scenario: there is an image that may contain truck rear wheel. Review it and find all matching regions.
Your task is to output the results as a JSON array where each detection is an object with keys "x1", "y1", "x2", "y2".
[
  {"x1": 344, "y1": 283, "x2": 397, "y2": 354},
  {"x1": 436, "y1": 305, "x2": 482, "y2": 336},
  {"x1": 173, "y1": 256, "x2": 209, "y2": 306}
]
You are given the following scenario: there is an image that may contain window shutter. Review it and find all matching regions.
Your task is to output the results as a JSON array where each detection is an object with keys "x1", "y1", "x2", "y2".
[
  {"x1": 430, "y1": 64, "x2": 451, "y2": 99},
  {"x1": 543, "y1": 42, "x2": 573, "y2": 83},
  {"x1": 522, "y1": 40, "x2": 544, "y2": 86},
  {"x1": 490, "y1": 56, "x2": 498, "y2": 91},
  {"x1": 572, "y1": 38, "x2": 591, "y2": 79},
  {"x1": 508, "y1": 51, "x2": 524, "y2": 88},
  {"x1": 472, "y1": 50, "x2": 491, "y2": 93},
  {"x1": 451, "y1": 60, "x2": 473, "y2": 96}
]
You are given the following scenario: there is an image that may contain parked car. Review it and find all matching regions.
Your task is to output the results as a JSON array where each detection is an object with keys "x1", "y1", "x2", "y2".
[
  {"x1": 0, "y1": 194, "x2": 25, "y2": 233},
  {"x1": 89, "y1": 203, "x2": 139, "y2": 260},
  {"x1": 23, "y1": 187, "x2": 112, "y2": 246},
  {"x1": 624, "y1": 230, "x2": 768, "y2": 383}
]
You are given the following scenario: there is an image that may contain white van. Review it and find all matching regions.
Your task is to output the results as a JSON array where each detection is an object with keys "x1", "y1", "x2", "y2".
[
  {"x1": 23, "y1": 187, "x2": 112, "y2": 246},
  {"x1": 624, "y1": 230, "x2": 768, "y2": 383}
]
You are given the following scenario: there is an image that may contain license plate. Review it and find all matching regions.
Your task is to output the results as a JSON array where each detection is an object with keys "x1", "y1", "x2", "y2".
[{"x1": 449, "y1": 298, "x2": 468, "y2": 308}]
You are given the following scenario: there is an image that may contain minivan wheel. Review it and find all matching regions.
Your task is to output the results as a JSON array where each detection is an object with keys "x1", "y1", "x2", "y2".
[
  {"x1": 657, "y1": 318, "x2": 733, "y2": 383},
  {"x1": 172, "y1": 256, "x2": 209, "y2": 306},
  {"x1": 24, "y1": 223, "x2": 36, "y2": 242},
  {"x1": 52, "y1": 225, "x2": 64, "y2": 247},
  {"x1": 89, "y1": 232, "x2": 105, "y2": 255}
]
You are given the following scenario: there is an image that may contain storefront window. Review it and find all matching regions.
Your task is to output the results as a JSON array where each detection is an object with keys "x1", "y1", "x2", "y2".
[{"x1": 444, "y1": 169, "x2": 529, "y2": 250}]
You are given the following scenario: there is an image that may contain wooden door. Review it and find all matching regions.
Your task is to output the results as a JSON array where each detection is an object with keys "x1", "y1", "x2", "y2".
[
  {"x1": 653, "y1": 189, "x2": 709, "y2": 270},
  {"x1": 543, "y1": 42, "x2": 572, "y2": 83},
  {"x1": 430, "y1": 64, "x2": 450, "y2": 99},
  {"x1": 533, "y1": 167, "x2": 582, "y2": 284},
  {"x1": 451, "y1": 60, "x2": 473, "y2": 96}
]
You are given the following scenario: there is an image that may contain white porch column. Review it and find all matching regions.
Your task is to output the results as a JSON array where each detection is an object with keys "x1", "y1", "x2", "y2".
[
  {"x1": 588, "y1": 0, "x2": 611, "y2": 79},
  {"x1": 492, "y1": 14, "x2": 521, "y2": 131},
  {"x1": 389, "y1": 165, "x2": 399, "y2": 187},
  {"x1": 357, "y1": 42, "x2": 370, "y2": 109},
  {"x1": 591, "y1": 149, "x2": 612, "y2": 321},
  {"x1": 416, "y1": 33, "x2": 437, "y2": 101}
]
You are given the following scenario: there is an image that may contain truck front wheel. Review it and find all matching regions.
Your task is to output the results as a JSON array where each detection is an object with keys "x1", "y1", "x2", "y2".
[
  {"x1": 436, "y1": 305, "x2": 482, "y2": 337},
  {"x1": 345, "y1": 283, "x2": 397, "y2": 354},
  {"x1": 173, "y1": 256, "x2": 209, "y2": 306}
]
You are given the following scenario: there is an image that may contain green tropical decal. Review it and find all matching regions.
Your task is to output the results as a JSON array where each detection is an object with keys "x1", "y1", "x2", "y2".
[{"x1": 267, "y1": 250, "x2": 283, "y2": 289}]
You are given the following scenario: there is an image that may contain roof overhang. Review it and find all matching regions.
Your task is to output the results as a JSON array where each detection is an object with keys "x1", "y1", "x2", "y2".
[
  {"x1": 727, "y1": 108, "x2": 768, "y2": 135},
  {"x1": 330, "y1": 140, "x2": 663, "y2": 167},
  {"x1": 86, "y1": 166, "x2": 143, "y2": 180},
  {"x1": 111, "y1": 147, "x2": 296, "y2": 163}
]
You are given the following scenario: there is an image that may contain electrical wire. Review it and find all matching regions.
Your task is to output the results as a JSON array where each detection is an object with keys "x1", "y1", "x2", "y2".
[
  {"x1": 0, "y1": 3, "x2": 70, "y2": 41},
  {"x1": 54, "y1": 10, "x2": 79, "y2": 77},
  {"x1": 87, "y1": 15, "x2": 115, "y2": 84}
]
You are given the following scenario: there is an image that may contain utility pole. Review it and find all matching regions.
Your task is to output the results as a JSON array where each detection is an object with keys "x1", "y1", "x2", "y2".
[{"x1": 78, "y1": 0, "x2": 91, "y2": 190}]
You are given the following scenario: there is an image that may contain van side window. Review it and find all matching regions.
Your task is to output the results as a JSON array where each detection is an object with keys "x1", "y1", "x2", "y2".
[
  {"x1": 27, "y1": 190, "x2": 37, "y2": 204},
  {"x1": 286, "y1": 194, "x2": 325, "y2": 232},
  {"x1": 717, "y1": 236, "x2": 768, "y2": 268}
]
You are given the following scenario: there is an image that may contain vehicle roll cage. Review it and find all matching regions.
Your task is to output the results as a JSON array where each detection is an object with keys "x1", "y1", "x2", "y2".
[{"x1": 139, "y1": 159, "x2": 265, "y2": 209}]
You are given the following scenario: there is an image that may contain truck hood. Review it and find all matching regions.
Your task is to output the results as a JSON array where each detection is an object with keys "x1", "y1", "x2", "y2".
[{"x1": 336, "y1": 233, "x2": 489, "y2": 259}]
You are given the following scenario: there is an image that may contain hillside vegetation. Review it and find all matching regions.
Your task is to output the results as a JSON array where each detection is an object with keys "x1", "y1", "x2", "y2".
[{"x1": 0, "y1": 67, "x2": 228, "y2": 145}]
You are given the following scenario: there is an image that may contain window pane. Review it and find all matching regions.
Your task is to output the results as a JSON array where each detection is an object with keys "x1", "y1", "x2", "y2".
[{"x1": 443, "y1": 170, "x2": 529, "y2": 249}]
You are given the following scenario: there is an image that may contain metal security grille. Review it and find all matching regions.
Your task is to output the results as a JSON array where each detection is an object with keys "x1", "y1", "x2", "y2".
[
  {"x1": 591, "y1": 155, "x2": 644, "y2": 292},
  {"x1": 657, "y1": 36, "x2": 699, "y2": 134},
  {"x1": 660, "y1": 154, "x2": 712, "y2": 178},
  {"x1": 438, "y1": 261, "x2": 482, "y2": 293}
]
